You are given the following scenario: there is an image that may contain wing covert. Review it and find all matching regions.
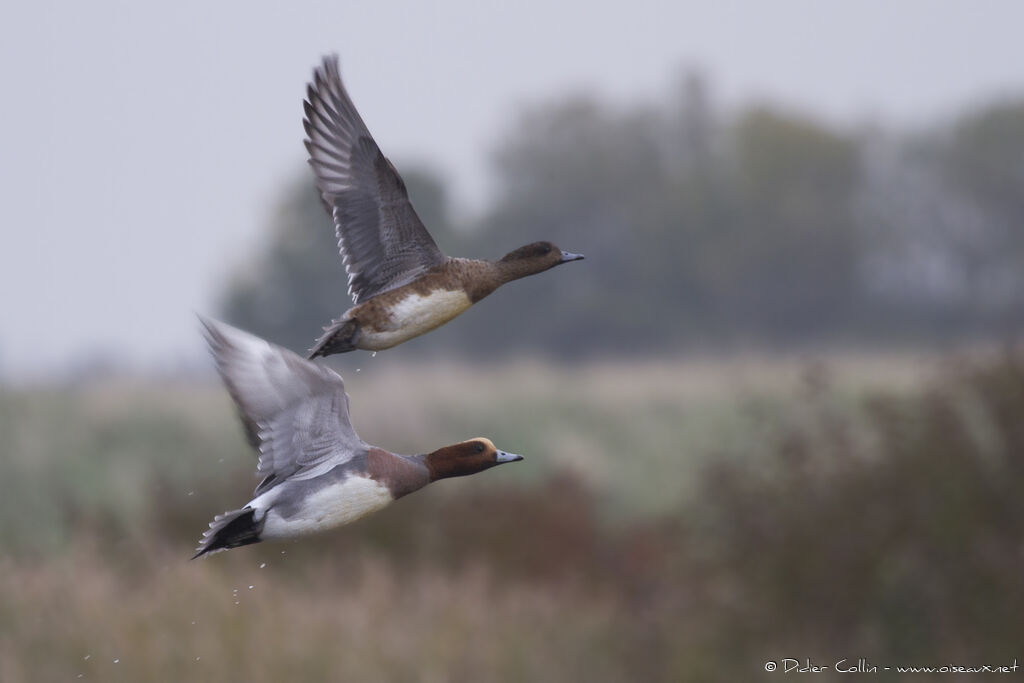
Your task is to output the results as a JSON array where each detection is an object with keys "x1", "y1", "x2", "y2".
[{"x1": 303, "y1": 55, "x2": 447, "y2": 304}]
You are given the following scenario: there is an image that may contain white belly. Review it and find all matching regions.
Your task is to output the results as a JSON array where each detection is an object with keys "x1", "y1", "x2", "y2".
[
  {"x1": 362, "y1": 289, "x2": 472, "y2": 349},
  {"x1": 259, "y1": 476, "x2": 393, "y2": 539}
]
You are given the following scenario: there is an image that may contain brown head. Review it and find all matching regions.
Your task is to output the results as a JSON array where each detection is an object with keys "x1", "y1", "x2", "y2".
[
  {"x1": 497, "y1": 241, "x2": 584, "y2": 281},
  {"x1": 424, "y1": 437, "x2": 524, "y2": 482}
]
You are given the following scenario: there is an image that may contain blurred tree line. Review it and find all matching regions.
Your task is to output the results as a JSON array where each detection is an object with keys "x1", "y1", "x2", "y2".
[{"x1": 220, "y1": 73, "x2": 1024, "y2": 357}]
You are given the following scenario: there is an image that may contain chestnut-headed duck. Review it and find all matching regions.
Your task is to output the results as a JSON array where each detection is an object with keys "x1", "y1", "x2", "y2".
[
  {"x1": 302, "y1": 55, "x2": 584, "y2": 358},
  {"x1": 192, "y1": 317, "x2": 523, "y2": 558}
]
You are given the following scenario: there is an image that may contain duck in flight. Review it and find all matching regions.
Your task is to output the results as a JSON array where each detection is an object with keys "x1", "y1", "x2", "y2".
[
  {"x1": 303, "y1": 55, "x2": 584, "y2": 358},
  {"x1": 192, "y1": 316, "x2": 524, "y2": 558}
]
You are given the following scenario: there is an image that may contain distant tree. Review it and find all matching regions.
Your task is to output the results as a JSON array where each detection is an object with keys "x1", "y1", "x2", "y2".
[
  {"x1": 218, "y1": 79, "x2": 1024, "y2": 357},
  {"x1": 468, "y1": 92, "x2": 866, "y2": 353},
  {"x1": 853, "y1": 99, "x2": 1024, "y2": 337},
  {"x1": 945, "y1": 99, "x2": 1024, "y2": 223},
  {"x1": 718, "y1": 106, "x2": 863, "y2": 340},
  {"x1": 940, "y1": 100, "x2": 1024, "y2": 323},
  {"x1": 473, "y1": 95, "x2": 673, "y2": 355}
]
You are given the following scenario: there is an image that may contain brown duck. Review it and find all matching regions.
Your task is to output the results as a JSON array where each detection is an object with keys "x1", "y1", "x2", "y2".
[{"x1": 303, "y1": 55, "x2": 584, "y2": 358}]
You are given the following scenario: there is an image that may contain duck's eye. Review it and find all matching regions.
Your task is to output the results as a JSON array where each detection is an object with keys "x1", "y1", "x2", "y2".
[
  {"x1": 541, "y1": 244, "x2": 552, "y2": 255},
  {"x1": 475, "y1": 442, "x2": 485, "y2": 453}
]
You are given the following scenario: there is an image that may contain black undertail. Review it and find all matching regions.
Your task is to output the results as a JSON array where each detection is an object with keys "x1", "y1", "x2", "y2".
[{"x1": 192, "y1": 507, "x2": 262, "y2": 559}]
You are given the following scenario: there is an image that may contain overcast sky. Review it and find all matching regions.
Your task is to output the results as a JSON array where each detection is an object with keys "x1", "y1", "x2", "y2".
[{"x1": 3, "y1": 0, "x2": 1023, "y2": 380}]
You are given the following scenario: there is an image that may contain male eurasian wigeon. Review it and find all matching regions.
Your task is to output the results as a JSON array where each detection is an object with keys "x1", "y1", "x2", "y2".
[
  {"x1": 302, "y1": 55, "x2": 584, "y2": 358},
  {"x1": 192, "y1": 316, "x2": 523, "y2": 558}
]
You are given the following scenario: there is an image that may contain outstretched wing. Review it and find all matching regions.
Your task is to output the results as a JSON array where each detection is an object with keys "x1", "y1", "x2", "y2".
[
  {"x1": 303, "y1": 55, "x2": 447, "y2": 305},
  {"x1": 199, "y1": 316, "x2": 367, "y2": 494}
]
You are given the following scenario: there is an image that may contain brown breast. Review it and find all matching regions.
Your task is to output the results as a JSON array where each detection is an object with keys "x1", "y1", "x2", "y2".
[{"x1": 365, "y1": 448, "x2": 430, "y2": 499}]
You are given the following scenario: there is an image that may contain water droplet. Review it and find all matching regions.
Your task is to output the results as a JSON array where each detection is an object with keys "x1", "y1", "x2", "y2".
[
  {"x1": 234, "y1": 600, "x2": 240, "y2": 605},
  {"x1": 280, "y1": 550, "x2": 286, "y2": 555},
  {"x1": 83, "y1": 655, "x2": 90, "y2": 661},
  {"x1": 187, "y1": 491, "x2": 195, "y2": 496},
  {"x1": 371, "y1": 351, "x2": 377, "y2": 358},
  {"x1": 195, "y1": 656, "x2": 201, "y2": 661},
  {"x1": 259, "y1": 563, "x2": 266, "y2": 569},
  {"x1": 191, "y1": 620, "x2": 196, "y2": 625},
  {"x1": 355, "y1": 368, "x2": 361, "y2": 373},
  {"x1": 248, "y1": 585, "x2": 254, "y2": 590},
  {"x1": 113, "y1": 659, "x2": 120, "y2": 664}
]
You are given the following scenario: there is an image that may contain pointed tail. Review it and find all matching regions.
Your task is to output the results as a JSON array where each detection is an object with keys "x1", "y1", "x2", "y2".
[
  {"x1": 192, "y1": 507, "x2": 262, "y2": 559},
  {"x1": 308, "y1": 318, "x2": 359, "y2": 359}
]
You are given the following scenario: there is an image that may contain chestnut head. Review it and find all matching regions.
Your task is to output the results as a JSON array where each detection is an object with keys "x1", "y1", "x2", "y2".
[{"x1": 424, "y1": 438, "x2": 524, "y2": 481}]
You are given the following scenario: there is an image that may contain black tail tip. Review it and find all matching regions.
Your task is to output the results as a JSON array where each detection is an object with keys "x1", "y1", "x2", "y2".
[{"x1": 191, "y1": 507, "x2": 261, "y2": 559}]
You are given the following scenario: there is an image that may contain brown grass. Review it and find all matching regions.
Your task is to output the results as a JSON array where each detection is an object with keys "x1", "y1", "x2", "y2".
[
  {"x1": 3, "y1": 351, "x2": 1021, "y2": 681},
  {"x1": 1, "y1": 473, "x2": 693, "y2": 682},
  {"x1": 0, "y1": 547, "x2": 631, "y2": 682}
]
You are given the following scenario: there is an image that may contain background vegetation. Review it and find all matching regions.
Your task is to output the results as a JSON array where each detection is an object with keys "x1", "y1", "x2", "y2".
[
  {"x1": 5, "y1": 69, "x2": 1024, "y2": 681},
  {"x1": 4, "y1": 351, "x2": 1024, "y2": 681},
  {"x1": 221, "y1": 79, "x2": 1024, "y2": 357}
]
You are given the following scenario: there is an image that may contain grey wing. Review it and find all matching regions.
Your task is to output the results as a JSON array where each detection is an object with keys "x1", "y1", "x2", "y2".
[
  {"x1": 303, "y1": 55, "x2": 447, "y2": 305},
  {"x1": 199, "y1": 316, "x2": 366, "y2": 494}
]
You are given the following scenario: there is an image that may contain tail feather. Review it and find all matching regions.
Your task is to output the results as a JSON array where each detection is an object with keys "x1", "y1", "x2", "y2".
[
  {"x1": 192, "y1": 507, "x2": 262, "y2": 559},
  {"x1": 308, "y1": 318, "x2": 359, "y2": 359}
]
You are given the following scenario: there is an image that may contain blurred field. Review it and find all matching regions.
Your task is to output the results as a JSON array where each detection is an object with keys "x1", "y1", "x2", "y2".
[
  {"x1": 2, "y1": 351, "x2": 1022, "y2": 681},
  {"x1": 0, "y1": 352, "x2": 935, "y2": 554}
]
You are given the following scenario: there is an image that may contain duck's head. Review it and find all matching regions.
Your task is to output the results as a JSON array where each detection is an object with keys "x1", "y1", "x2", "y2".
[
  {"x1": 500, "y1": 241, "x2": 584, "y2": 276},
  {"x1": 424, "y1": 437, "x2": 524, "y2": 481}
]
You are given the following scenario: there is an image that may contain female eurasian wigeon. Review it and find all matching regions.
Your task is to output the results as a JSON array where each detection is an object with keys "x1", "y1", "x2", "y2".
[
  {"x1": 192, "y1": 317, "x2": 523, "y2": 558},
  {"x1": 302, "y1": 55, "x2": 584, "y2": 358}
]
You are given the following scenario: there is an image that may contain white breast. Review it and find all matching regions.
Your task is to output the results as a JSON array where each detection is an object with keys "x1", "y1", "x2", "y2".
[
  {"x1": 362, "y1": 288, "x2": 473, "y2": 350},
  {"x1": 259, "y1": 476, "x2": 394, "y2": 539}
]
